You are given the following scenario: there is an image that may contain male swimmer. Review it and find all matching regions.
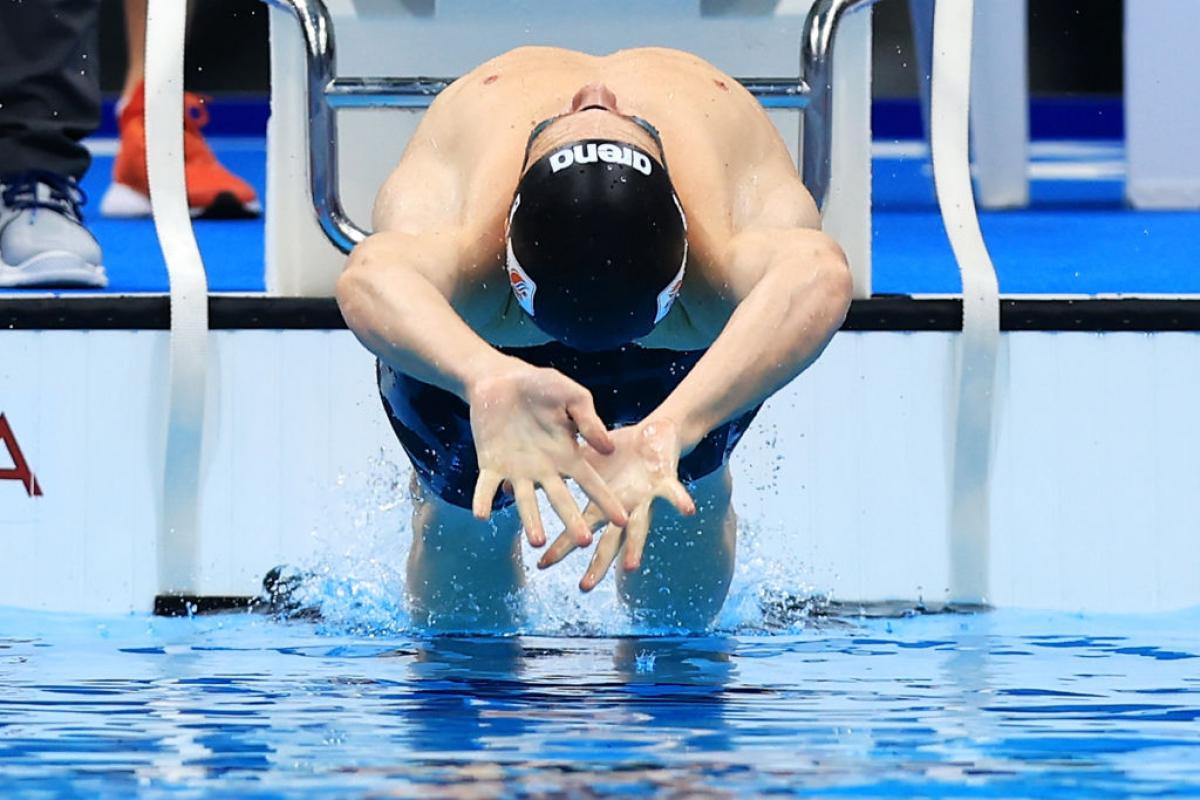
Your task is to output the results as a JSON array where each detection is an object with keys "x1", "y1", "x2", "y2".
[{"x1": 336, "y1": 47, "x2": 852, "y2": 630}]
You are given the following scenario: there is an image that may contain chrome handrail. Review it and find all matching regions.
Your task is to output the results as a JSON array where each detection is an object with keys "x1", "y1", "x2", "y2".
[
  {"x1": 262, "y1": 0, "x2": 882, "y2": 254},
  {"x1": 324, "y1": 77, "x2": 812, "y2": 110},
  {"x1": 801, "y1": 0, "x2": 886, "y2": 215}
]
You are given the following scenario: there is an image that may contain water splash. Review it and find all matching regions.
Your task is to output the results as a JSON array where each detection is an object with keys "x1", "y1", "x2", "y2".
[{"x1": 286, "y1": 452, "x2": 831, "y2": 637}]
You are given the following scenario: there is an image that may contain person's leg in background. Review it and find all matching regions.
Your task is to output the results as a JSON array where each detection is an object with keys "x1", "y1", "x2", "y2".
[
  {"x1": 102, "y1": 0, "x2": 261, "y2": 219},
  {"x1": 119, "y1": 0, "x2": 151, "y2": 105},
  {"x1": 0, "y1": 0, "x2": 108, "y2": 288}
]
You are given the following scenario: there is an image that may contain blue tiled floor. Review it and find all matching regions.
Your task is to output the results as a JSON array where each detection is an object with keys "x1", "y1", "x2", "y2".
[
  {"x1": 57, "y1": 138, "x2": 1200, "y2": 296},
  {"x1": 870, "y1": 150, "x2": 1198, "y2": 295},
  {"x1": 77, "y1": 144, "x2": 267, "y2": 293}
]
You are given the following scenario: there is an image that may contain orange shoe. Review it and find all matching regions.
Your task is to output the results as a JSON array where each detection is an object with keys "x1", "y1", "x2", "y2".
[{"x1": 101, "y1": 82, "x2": 261, "y2": 219}]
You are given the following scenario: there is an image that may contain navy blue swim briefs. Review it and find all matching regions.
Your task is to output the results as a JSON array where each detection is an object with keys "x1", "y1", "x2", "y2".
[{"x1": 378, "y1": 342, "x2": 761, "y2": 511}]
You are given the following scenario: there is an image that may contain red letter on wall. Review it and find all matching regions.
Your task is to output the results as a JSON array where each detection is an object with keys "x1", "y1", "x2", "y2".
[{"x1": 0, "y1": 414, "x2": 42, "y2": 497}]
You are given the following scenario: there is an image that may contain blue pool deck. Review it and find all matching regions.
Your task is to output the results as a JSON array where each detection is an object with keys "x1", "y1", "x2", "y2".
[{"x1": 41, "y1": 136, "x2": 1200, "y2": 298}]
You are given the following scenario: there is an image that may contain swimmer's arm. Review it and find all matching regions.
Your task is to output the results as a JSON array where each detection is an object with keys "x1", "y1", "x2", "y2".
[
  {"x1": 339, "y1": 229, "x2": 628, "y2": 538},
  {"x1": 649, "y1": 227, "x2": 852, "y2": 452},
  {"x1": 340, "y1": 131, "x2": 519, "y2": 397},
  {"x1": 337, "y1": 230, "x2": 514, "y2": 398}
]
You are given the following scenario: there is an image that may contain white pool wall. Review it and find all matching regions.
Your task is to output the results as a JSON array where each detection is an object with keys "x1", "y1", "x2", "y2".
[{"x1": 3, "y1": 329, "x2": 1197, "y2": 614}]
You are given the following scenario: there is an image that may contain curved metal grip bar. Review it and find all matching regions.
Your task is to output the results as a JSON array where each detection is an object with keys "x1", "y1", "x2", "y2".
[
  {"x1": 264, "y1": 0, "x2": 882, "y2": 253},
  {"x1": 263, "y1": 0, "x2": 367, "y2": 252},
  {"x1": 801, "y1": 0, "x2": 886, "y2": 212},
  {"x1": 325, "y1": 77, "x2": 811, "y2": 110}
]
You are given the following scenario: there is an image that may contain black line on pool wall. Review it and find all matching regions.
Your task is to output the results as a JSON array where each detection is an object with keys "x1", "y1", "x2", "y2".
[
  {"x1": 0, "y1": 297, "x2": 349, "y2": 330},
  {"x1": 208, "y1": 297, "x2": 349, "y2": 329},
  {"x1": 3, "y1": 296, "x2": 1200, "y2": 331},
  {"x1": 1000, "y1": 299, "x2": 1200, "y2": 331},
  {"x1": 842, "y1": 297, "x2": 961, "y2": 331},
  {"x1": 151, "y1": 593, "x2": 988, "y2": 619},
  {"x1": 0, "y1": 296, "x2": 171, "y2": 329},
  {"x1": 154, "y1": 595, "x2": 256, "y2": 616}
]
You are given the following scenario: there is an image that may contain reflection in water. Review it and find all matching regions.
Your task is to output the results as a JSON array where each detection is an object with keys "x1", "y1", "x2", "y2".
[
  {"x1": 0, "y1": 609, "x2": 1198, "y2": 796},
  {"x1": 404, "y1": 637, "x2": 531, "y2": 755},
  {"x1": 613, "y1": 636, "x2": 737, "y2": 758}
]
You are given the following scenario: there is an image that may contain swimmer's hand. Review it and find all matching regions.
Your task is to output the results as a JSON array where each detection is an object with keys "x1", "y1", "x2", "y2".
[
  {"x1": 468, "y1": 361, "x2": 628, "y2": 548},
  {"x1": 537, "y1": 418, "x2": 696, "y2": 590}
]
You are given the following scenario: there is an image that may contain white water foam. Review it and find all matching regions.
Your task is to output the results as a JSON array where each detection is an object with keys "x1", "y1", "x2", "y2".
[{"x1": 287, "y1": 447, "x2": 830, "y2": 637}]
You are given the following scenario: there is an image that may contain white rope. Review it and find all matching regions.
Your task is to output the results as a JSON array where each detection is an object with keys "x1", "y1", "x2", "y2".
[
  {"x1": 146, "y1": 0, "x2": 209, "y2": 597},
  {"x1": 930, "y1": 0, "x2": 1001, "y2": 605}
]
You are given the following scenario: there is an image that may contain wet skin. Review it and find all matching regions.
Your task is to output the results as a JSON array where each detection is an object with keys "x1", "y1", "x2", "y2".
[{"x1": 337, "y1": 47, "x2": 852, "y2": 630}]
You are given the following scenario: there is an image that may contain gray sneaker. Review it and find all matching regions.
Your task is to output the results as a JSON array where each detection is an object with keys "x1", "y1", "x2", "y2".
[{"x1": 0, "y1": 171, "x2": 107, "y2": 289}]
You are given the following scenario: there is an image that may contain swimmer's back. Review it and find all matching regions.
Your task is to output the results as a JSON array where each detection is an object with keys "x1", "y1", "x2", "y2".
[
  {"x1": 367, "y1": 47, "x2": 820, "y2": 351},
  {"x1": 384, "y1": 47, "x2": 805, "y2": 240}
]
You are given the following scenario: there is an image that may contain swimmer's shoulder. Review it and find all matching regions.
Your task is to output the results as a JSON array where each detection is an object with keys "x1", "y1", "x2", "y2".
[
  {"x1": 604, "y1": 46, "x2": 722, "y2": 70},
  {"x1": 440, "y1": 47, "x2": 598, "y2": 94},
  {"x1": 438, "y1": 46, "x2": 728, "y2": 96},
  {"x1": 604, "y1": 47, "x2": 744, "y2": 87},
  {"x1": 422, "y1": 47, "x2": 596, "y2": 128}
]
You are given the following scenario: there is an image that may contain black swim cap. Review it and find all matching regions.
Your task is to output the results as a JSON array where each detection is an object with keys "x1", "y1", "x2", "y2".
[{"x1": 505, "y1": 139, "x2": 687, "y2": 352}]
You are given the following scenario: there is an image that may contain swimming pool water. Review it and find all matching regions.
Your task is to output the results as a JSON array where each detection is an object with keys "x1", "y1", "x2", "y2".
[{"x1": 2, "y1": 608, "x2": 1198, "y2": 798}]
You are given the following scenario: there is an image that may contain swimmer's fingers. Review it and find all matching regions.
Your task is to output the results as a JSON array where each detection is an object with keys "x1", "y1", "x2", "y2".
[
  {"x1": 612, "y1": 481, "x2": 691, "y2": 573},
  {"x1": 580, "y1": 501, "x2": 609, "y2": 534},
  {"x1": 570, "y1": 461, "x2": 628, "y2": 527},
  {"x1": 661, "y1": 478, "x2": 697, "y2": 517},
  {"x1": 537, "y1": 497, "x2": 606, "y2": 570},
  {"x1": 542, "y1": 476, "x2": 593, "y2": 547},
  {"x1": 471, "y1": 469, "x2": 504, "y2": 520},
  {"x1": 566, "y1": 394, "x2": 614, "y2": 455},
  {"x1": 513, "y1": 480, "x2": 545, "y2": 548},
  {"x1": 537, "y1": 529, "x2": 580, "y2": 570},
  {"x1": 580, "y1": 523, "x2": 625, "y2": 592},
  {"x1": 536, "y1": 483, "x2": 628, "y2": 572},
  {"x1": 621, "y1": 503, "x2": 653, "y2": 573}
]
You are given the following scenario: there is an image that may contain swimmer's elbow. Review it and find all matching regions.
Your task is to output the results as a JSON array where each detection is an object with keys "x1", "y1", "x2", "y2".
[
  {"x1": 337, "y1": 246, "x2": 371, "y2": 309},
  {"x1": 335, "y1": 265, "x2": 373, "y2": 336},
  {"x1": 335, "y1": 265, "x2": 363, "y2": 310},
  {"x1": 337, "y1": 239, "x2": 394, "y2": 324},
  {"x1": 340, "y1": 235, "x2": 406, "y2": 296},
  {"x1": 776, "y1": 233, "x2": 852, "y2": 318},
  {"x1": 817, "y1": 244, "x2": 853, "y2": 318}
]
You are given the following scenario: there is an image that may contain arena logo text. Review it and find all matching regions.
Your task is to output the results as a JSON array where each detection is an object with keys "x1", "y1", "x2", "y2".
[
  {"x1": 549, "y1": 143, "x2": 653, "y2": 176},
  {"x1": 0, "y1": 413, "x2": 42, "y2": 497}
]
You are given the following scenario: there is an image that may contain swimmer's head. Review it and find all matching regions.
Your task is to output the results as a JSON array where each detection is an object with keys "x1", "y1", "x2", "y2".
[
  {"x1": 523, "y1": 83, "x2": 661, "y2": 165},
  {"x1": 505, "y1": 92, "x2": 687, "y2": 352}
]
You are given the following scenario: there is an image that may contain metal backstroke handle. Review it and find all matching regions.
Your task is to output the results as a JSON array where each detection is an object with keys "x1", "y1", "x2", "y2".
[
  {"x1": 261, "y1": 0, "x2": 361, "y2": 252},
  {"x1": 262, "y1": 0, "x2": 881, "y2": 255},
  {"x1": 801, "y1": 0, "x2": 885, "y2": 216}
]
